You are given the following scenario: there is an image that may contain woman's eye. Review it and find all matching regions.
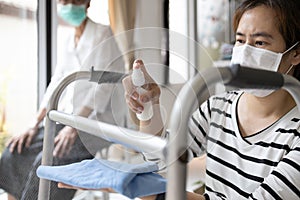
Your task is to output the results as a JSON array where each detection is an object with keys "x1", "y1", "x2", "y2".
[
  {"x1": 255, "y1": 41, "x2": 266, "y2": 47},
  {"x1": 235, "y1": 39, "x2": 244, "y2": 45}
]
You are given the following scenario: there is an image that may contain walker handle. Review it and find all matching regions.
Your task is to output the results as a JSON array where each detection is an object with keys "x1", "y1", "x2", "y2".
[
  {"x1": 89, "y1": 66, "x2": 127, "y2": 84},
  {"x1": 225, "y1": 64, "x2": 284, "y2": 89}
]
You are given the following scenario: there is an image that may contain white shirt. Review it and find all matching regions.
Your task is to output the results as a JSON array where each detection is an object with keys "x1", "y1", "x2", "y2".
[{"x1": 40, "y1": 19, "x2": 126, "y2": 125}]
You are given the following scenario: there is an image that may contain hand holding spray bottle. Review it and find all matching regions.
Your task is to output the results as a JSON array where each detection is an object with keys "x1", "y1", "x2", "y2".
[{"x1": 132, "y1": 64, "x2": 153, "y2": 121}]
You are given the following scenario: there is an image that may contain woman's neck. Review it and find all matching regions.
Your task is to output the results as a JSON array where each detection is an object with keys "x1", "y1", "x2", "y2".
[
  {"x1": 74, "y1": 19, "x2": 88, "y2": 47},
  {"x1": 241, "y1": 89, "x2": 295, "y2": 117},
  {"x1": 237, "y1": 89, "x2": 296, "y2": 137}
]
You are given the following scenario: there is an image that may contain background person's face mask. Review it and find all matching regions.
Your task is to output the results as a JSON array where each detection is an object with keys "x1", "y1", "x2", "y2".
[
  {"x1": 58, "y1": 4, "x2": 87, "y2": 27},
  {"x1": 231, "y1": 42, "x2": 299, "y2": 97}
]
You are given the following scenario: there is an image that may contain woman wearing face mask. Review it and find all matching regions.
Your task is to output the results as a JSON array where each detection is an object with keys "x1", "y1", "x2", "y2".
[
  {"x1": 0, "y1": 0, "x2": 125, "y2": 200},
  {"x1": 121, "y1": 0, "x2": 300, "y2": 199}
]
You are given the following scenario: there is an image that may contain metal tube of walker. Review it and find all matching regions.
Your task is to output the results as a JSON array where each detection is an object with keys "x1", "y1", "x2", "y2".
[
  {"x1": 48, "y1": 110, "x2": 166, "y2": 158},
  {"x1": 166, "y1": 67, "x2": 233, "y2": 200}
]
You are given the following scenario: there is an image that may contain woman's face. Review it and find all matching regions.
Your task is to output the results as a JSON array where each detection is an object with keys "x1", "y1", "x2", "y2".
[
  {"x1": 235, "y1": 5, "x2": 295, "y2": 74},
  {"x1": 58, "y1": 0, "x2": 89, "y2": 5}
]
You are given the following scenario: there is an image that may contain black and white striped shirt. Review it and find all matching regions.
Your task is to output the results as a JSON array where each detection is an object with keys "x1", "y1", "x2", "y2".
[{"x1": 188, "y1": 91, "x2": 300, "y2": 199}]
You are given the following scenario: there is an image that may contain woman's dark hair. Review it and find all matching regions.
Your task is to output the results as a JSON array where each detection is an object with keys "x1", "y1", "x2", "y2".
[{"x1": 233, "y1": 0, "x2": 300, "y2": 80}]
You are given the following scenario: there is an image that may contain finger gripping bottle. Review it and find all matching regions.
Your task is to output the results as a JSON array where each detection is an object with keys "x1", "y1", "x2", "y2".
[{"x1": 132, "y1": 67, "x2": 153, "y2": 121}]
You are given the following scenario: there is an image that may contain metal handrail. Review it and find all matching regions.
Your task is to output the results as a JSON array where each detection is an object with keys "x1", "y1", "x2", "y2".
[{"x1": 48, "y1": 110, "x2": 167, "y2": 157}]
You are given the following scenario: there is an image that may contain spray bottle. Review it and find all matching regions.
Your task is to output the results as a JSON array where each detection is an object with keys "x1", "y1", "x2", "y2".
[{"x1": 132, "y1": 66, "x2": 153, "y2": 121}]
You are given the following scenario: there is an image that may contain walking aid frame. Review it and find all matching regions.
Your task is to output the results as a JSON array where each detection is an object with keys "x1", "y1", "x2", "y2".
[{"x1": 38, "y1": 64, "x2": 300, "y2": 200}]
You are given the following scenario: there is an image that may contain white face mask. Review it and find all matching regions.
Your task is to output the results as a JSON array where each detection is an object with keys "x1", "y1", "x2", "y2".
[{"x1": 231, "y1": 42, "x2": 299, "y2": 97}]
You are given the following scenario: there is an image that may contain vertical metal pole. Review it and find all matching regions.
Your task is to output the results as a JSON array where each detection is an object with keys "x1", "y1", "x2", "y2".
[
  {"x1": 37, "y1": 0, "x2": 47, "y2": 107},
  {"x1": 163, "y1": 0, "x2": 170, "y2": 85},
  {"x1": 187, "y1": 0, "x2": 198, "y2": 78},
  {"x1": 37, "y1": 0, "x2": 57, "y2": 106}
]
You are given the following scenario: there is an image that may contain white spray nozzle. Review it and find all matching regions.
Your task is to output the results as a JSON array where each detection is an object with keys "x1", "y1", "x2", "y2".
[
  {"x1": 131, "y1": 66, "x2": 153, "y2": 121},
  {"x1": 132, "y1": 67, "x2": 145, "y2": 87}
]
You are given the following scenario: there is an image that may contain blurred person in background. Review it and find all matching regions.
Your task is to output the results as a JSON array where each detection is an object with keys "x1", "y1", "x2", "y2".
[{"x1": 0, "y1": 0, "x2": 125, "y2": 199}]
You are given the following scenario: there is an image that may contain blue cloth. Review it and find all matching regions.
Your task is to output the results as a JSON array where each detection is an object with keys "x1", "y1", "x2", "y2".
[{"x1": 37, "y1": 158, "x2": 166, "y2": 199}]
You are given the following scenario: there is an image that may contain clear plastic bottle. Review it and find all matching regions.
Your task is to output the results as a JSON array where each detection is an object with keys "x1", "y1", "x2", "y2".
[{"x1": 132, "y1": 67, "x2": 153, "y2": 121}]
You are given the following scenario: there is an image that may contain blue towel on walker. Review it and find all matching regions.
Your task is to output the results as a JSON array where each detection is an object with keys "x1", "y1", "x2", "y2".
[{"x1": 37, "y1": 158, "x2": 166, "y2": 199}]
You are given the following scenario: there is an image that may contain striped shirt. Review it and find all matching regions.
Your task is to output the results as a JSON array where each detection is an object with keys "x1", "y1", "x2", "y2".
[{"x1": 188, "y1": 91, "x2": 300, "y2": 200}]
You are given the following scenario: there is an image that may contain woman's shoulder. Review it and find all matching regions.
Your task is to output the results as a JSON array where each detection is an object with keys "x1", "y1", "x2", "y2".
[
  {"x1": 209, "y1": 90, "x2": 242, "y2": 104},
  {"x1": 195, "y1": 90, "x2": 242, "y2": 120},
  {"x1": 87, "y1": 18, "x2": 112, "y2": 35}
]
